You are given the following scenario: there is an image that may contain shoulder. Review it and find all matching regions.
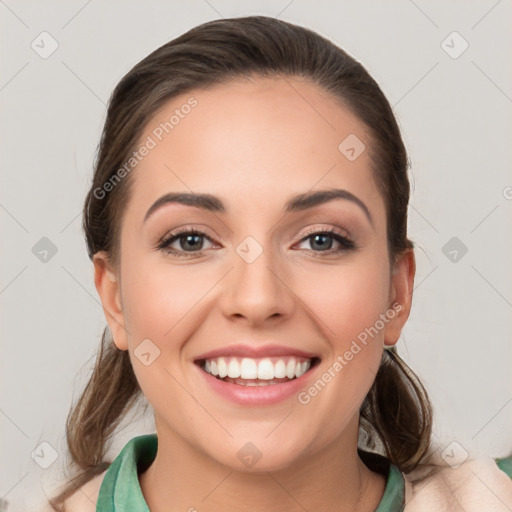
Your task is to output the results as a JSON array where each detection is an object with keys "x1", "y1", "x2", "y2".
[
  {"x1": 66, "y1": 469, "x2": 108, "y2": 512},
  {"x1": 402, "y1": 452, "x2": 512, "y2": 511},
  {"x1": 52, "y1": 469, "x2": 108, "y2": 512}
]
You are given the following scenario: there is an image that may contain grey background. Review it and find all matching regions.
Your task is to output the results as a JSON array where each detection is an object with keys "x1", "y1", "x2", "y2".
[{"x1": 1, "y1": 1, "x2": 511, "y2": 510}]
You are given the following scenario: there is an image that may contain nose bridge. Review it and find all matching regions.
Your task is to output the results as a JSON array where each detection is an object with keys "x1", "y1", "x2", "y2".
[{"x1": 221, "y1": 232, "x2": 293, "y2": 323}]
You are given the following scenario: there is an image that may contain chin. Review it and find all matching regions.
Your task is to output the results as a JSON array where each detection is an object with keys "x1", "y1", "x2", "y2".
[{"x1": 206, "y1": 438, "x2": 308, "y2": 474}]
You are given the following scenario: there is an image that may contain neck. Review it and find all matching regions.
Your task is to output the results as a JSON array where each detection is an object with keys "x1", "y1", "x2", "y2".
[{"x1": 139, "y1": 419, "x2": 386, "y2": 512}]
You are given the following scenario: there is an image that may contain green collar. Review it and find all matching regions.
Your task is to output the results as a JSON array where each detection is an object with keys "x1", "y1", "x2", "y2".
[{"x1": 96, "y1": 434, "x2": 405, "y2": 511}]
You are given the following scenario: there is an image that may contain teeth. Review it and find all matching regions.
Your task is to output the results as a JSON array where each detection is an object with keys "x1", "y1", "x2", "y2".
[
  {"x1": 201, "y1": 356, "x2": 313, "y2": 380},
  {"x1": 227, "y1": 358, "x2": 239, "y2": 378},
  {"x1": 257, "y1": 359, "x2": 274, "y2": 379},
  {"x1": 218, "y1": 357, "x2": 228, "y2": 378},
  {"x1": 241, "y1": 358, "x2": 258, "y2": 379},
  {"x1": 286, "y1": 359, "x2": 296, "y2": 379},
  {"x1": 274, "y1": 359, "x2": 287, "y2": 378}
]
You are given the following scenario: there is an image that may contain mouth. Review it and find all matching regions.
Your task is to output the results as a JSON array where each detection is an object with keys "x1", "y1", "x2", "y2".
[{"x1": 194, "y1": 356, "x2": 322, "y2": 387}]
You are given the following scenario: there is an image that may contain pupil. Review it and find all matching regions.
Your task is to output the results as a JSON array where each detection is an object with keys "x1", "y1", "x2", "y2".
[
  {"x1": 311, "y1": 234, "x2": 332, "y2": 251},
  {"x1": 182, "y1": 234, "x2": 202, "y2": 251}
]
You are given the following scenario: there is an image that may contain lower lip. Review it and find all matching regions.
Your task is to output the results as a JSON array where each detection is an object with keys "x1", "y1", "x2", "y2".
[{"x1": 194, "y1": 360, "x2": 320, "y2": 406}]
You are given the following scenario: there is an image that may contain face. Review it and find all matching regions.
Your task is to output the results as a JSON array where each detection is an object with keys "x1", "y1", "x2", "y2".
[{"x1": 94, "y1": 75, "x2": 414, "y2": 472}]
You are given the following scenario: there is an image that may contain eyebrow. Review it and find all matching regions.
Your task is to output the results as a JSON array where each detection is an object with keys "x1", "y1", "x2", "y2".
[{"x1": 143, "y1": 188, "x2": 373, "y2": 225}]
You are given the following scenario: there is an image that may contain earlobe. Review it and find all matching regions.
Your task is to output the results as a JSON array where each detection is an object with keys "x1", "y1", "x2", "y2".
[
  {"x1": 92, "y1": 251, "x2": 128, "y2": 351},
  {"x1": 384, "y1": 248, "x2": 415, "y2": 347}
]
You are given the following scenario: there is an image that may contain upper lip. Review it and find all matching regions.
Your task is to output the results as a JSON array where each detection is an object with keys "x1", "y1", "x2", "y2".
[{"x1": 194, "y1": 344, "x2": 320, "y2": 361}]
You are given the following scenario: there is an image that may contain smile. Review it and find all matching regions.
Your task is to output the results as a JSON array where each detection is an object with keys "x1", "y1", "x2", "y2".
[{"x1": 195, "y1": 356, "x2": 321, "y2": 386}]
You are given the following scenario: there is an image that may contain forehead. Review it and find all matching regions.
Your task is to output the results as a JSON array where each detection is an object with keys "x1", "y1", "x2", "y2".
[{"x1": 125, "y1": 76, "x2": 384, "y2": 223}]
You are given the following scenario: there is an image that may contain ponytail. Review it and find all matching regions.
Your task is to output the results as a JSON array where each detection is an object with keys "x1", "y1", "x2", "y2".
[
  {"x1": 48, "y1": 327, "x2": 141, "y2": 511},
  {"x1": 360, "y1": 346, "x2": 434, "y2": 473}
]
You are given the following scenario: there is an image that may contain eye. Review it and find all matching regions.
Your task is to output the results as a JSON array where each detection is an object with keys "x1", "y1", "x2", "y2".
[
  {"x1": 157, "y1": 228, "x2": 216, "y2": 258},
  {"x1": 296, "y1": 228, "x2": 355, "y2": 255},
  {"x1": 156, "y1": 226, "x2": 356, "y2": 259}
]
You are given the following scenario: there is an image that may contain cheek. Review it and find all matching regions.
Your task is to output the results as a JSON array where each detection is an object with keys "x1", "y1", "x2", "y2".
[
  {"x1": 122, "y1": 258, "x2": 210, "y2": 341},
  {"x1": 297, "y1": 259, "x2": 390, "y2": 345},
  {"x1": 295, "y1": 256, "x2": 390, "y2": 406},
  {"x1": 119, "y1": 259, "x2": 208, "y2": 410}
]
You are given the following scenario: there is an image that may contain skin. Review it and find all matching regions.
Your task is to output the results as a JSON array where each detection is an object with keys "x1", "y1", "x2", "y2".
[{"x1": 93, "y1": 75, "x2": 415, "y2": 512}]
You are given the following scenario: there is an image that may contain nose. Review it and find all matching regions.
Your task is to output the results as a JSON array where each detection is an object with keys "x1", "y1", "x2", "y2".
[{"x1": 219, "y1": 239, "x2": 295, "y2": 327}]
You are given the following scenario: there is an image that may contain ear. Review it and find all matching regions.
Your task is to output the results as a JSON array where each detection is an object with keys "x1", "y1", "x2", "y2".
[
  {"x1": 93, "y1": 251, "x2": 128, "y2": 351},
  {"x1": 384, "y1": 248, "x2": 415, "y2": 347}
]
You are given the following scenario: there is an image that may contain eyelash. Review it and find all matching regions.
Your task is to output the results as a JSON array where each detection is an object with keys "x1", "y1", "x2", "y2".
[{"x1": 156, "y1": 226, "x2": 356, "y2": 258}]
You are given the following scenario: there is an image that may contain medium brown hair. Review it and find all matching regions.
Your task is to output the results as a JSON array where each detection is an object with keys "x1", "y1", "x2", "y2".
[{"x1": 49, "y1": 15, "x2": 433, "y2": 510}]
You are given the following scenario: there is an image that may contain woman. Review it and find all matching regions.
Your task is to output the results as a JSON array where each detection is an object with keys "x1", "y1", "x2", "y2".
[{"x1": 46, "y1": 15, "x2": 512, "y2": 511}]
